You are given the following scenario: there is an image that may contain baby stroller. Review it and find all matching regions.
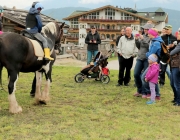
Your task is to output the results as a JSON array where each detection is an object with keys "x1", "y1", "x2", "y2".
[{"x1": 74, "y1": 49, "x2": 114, "y2": 84}]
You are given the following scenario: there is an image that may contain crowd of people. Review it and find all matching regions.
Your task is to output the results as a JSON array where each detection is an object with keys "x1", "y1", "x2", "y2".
[{"x1": 115, "y1": 22, "x2": 180, "y2": 105}]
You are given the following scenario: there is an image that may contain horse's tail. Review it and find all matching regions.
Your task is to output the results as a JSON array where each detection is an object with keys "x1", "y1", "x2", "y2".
[
  {"x1": 0, "y1": 62, "x2": 2, "y2": 86},
  {"x1": 0, "y1": 38, "x2": 4, "y2": 88}
]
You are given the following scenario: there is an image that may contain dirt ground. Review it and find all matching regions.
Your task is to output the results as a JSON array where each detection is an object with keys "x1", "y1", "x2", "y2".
[
  {"x1": 54, "y1": 57, "x2": 136, "y2": 70},
  {"x1": 54, "y1": 58, "x2": 86, "y2": 67}
]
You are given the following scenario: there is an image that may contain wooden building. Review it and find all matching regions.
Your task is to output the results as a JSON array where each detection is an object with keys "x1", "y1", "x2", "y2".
[
  {"x1": 1, "y1": 7, "x2": 69, "y2": 36},
  {"x1": 63, "y1": 5, "x2": 168, "y2": 48}
]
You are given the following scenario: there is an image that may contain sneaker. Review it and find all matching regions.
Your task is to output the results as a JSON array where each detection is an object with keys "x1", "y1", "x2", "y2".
[
  {"x1": 146, "y1": 94, "x2": 151, "y2": 99},
  {"x1": 146, "y1": 100, "x2": 155, "y2": 105},
  {"x1": 159, "y1": 84, "x2": 164, "y2": 87},
  {"x1": 133, "y1": 92, "x2": 141, "y2": 97},
  {"x1": 142, "y1": 95, "x2": 147, "y2": 98},
  {"x1": 116, "y1": 83, "x2": 122, "y2": 86},
  {"x1": 155, "y1": 96, "x2": 161, "y2": 101},
  {"x1": 124, "y1": 83, "x2": 129, "y2": 86}
]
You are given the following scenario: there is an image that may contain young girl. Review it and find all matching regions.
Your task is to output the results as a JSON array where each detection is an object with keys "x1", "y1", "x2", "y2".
[{"x1": 145, "y1": 54, "x2": 160, "y2": 104}]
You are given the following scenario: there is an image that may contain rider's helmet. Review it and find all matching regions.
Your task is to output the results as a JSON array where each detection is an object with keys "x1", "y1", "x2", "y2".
[{"x1": 33, "y1": 2, "x2": 44, "y2": 10}]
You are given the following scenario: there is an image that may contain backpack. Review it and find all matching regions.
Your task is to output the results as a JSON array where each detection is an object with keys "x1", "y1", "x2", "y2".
[{"x1": 159, "y1": 42, "x2": 170, "y2": 64}]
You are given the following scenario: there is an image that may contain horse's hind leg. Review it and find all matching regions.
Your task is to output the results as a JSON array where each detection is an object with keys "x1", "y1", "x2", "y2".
[
  {"x1": 34, "y1": 71, "x2": 43, "y2": 104},
  {"x1": 8, "y1": 72, "x2": 22, "y2": 113}
]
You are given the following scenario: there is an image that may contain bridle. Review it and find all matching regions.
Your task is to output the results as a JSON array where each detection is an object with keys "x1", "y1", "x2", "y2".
[{"x1": 54, "y1": 23, "x2": 63, "y2": 54}]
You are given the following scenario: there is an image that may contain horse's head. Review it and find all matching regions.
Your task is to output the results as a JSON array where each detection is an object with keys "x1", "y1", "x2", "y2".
[
  {"x1": 42, "y1": 22, "x2": 65, "y2": 54},
  {"x1": 54, "y1": 22, "x2": 65, "y2": 54}
]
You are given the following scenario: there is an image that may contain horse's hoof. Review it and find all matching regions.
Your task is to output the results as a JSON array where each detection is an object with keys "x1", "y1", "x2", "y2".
[
  {"x1": 34, "y1": 99, "x2": 47, "y2": 105},
  {"x1": 39, "y1": 100, "x2": 47, "y2": 105},
  {"x1": 9, "y1": 106, "x2": 22, "y2": 114}
]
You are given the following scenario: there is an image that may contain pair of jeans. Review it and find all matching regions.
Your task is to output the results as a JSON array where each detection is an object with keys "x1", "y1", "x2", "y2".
[
  {"x1": 170, "y1": 68, "x2": 180, "y2": 103},
  {"x1": 134, "y1": 59, "x2": 148, "y2": 93},
  {"x1": 118, "y1": 56, "x2": 133, "y2": 84},
  {"x1": 87, "y1": 50, "x2": 98, "y2": 65},
  {"x1": 159, "y1": 63, "x2": 171, "y2": 85},
  {"x1": 34, "y1": 33, "x2": 48, "y2": 48},
  {"x1": 141, "y1": 68, "x2": 160, "y2": 96}
]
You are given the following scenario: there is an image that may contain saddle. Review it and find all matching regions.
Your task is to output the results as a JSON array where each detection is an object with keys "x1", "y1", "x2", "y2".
[{"x1": 21, "y1": 30, "x2": 53, "y2": 60}]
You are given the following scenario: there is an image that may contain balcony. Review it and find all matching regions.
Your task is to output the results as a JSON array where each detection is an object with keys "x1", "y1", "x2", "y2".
[
  {"x1": 86, "y1": 28, "x2": 121, "y2": 32},
  {"x1": 68, "y1": 28, "x2": 79, "y2": 32},
  {"x1": 66, "y1": 37, "x2": 79, "y2": 40},
  {"x1": 79, "y1": 18, "x2": 136, "y2": 23}
]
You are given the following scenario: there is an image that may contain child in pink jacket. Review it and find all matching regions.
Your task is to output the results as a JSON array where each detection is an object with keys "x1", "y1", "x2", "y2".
[{"x1": 145, "y1": 54, "x2": 160, "y2": 104}]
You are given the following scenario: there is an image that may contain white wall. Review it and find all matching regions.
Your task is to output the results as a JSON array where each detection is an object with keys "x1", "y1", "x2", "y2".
[
  {"x1": 79, "y1": 23, "x2": 87, "y2": 46},
  {"x1": 115, "y1": 11, "x2": 121, "y2": 20},
  {"x1": 99, "y1": 10, "x2": 105, "y2": 19},
  {"x1": 131, "y1": 24, "x2": 140, "y2": 34},
  {"x1": 155, "y1": 22, "x2": 165, "y2": 31}
]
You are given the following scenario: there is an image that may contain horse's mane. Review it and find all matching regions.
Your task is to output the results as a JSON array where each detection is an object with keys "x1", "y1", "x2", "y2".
[{"x1": 41, "y1": 22, "x2": 57, "y2": 37}]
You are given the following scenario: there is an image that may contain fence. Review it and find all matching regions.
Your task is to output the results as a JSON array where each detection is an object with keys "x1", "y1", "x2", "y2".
[{"x1": 59, "y1": 40, "x2": 115, "y2": 61}]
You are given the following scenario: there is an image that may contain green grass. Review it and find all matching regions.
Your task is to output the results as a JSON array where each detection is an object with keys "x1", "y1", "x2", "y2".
[{"x1": 0, "y1": 66, "x2": 179, "y2": 140}]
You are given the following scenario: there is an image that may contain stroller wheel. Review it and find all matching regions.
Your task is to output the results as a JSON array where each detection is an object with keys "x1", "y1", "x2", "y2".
[
  {"x1": 101, "y1": 75, "x2": 110, "y2": 84},
  {"x1": 74, "y1": 73, "x2": 84, "y2": 83}
]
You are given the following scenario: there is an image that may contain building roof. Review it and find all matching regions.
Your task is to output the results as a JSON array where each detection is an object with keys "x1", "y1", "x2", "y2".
[
  {"x1": 137, "y1": 12, "x2": 167, "y2": 22},
  {"x1": 63, "y1": 5, "x2": 168, "y2": 23},
  {"x1": 69, "y1": 10, "x2": 88, "y2": 17},
  {"x1": 3, "y1": 7, "x2": 69, "y2": 27},
  {"x1": 155, "y1": 8, "x2": 165, "y2": 13}
]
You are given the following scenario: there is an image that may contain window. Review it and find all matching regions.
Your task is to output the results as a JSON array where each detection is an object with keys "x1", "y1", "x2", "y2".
[
  {"x1": 105, "y1": 8, "x2": 115, "y2": 20},
  {"x1": 70, "y1": 18, "x2": 79, "y2": 28},
  {"x1": 121, "y1": 13, "x2": 134, "y2": 20},
  {"x1": 88, "y1": 12, "x2": 99, "y2": 19}
]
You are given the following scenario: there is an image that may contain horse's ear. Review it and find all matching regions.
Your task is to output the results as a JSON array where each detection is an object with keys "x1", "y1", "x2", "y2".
[{"x1": 60, "y1": 22, "x2": 65, "y2": 29}]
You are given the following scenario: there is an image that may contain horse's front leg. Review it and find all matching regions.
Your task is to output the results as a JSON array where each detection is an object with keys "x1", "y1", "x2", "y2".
[
  {"x1": 41, "y1": 65, "x2": 52, "y2": 102},
  {"x1": 41, "y1": 78, "x2": 51, "y2": 101},
  {"x1": 34, "y1": 71, "x2": 43, "y2": 104},
  {"x1": 8, "y1": 72, "x2": 22, "y2": 113}
]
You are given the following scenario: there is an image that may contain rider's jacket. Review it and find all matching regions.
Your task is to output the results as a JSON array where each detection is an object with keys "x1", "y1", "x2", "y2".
[{"x1": 25, "y1": 7, "x2": 43, "y2": 34}]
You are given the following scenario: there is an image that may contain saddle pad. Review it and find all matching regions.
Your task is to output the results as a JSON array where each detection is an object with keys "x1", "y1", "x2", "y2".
[{"x1": 26, "y1": 38, "x2": 44, "y2": 57}]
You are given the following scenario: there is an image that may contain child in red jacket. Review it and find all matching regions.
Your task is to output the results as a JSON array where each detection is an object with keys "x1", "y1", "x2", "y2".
[{"x1": 145, "y1": 54, "x2": 160, "y2": 104}]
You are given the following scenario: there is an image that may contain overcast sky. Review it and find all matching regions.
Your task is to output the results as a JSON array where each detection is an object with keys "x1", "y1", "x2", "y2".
[{"x1": 1, "y1": 0, "x2": 180, "y2": 11}]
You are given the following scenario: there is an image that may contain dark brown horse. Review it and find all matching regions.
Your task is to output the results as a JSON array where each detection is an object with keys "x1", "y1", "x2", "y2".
[{"x1": 0, "y1": 22, "x2": 64, "y2": 113}]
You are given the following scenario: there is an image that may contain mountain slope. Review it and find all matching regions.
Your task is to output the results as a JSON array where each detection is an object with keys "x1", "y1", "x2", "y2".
[{"x1": 42, "y1": 7, "x2": 90, "y2": 22}]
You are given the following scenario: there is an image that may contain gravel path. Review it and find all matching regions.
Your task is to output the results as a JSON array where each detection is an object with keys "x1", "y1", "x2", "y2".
[{"x1": 54, "y1": 57, "x2": 136, "y2": 70}]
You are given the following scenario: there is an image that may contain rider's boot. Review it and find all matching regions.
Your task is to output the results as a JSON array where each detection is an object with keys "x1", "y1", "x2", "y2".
[{"x1": 44, "y1": 48, "x2": 54, "y2": 60}]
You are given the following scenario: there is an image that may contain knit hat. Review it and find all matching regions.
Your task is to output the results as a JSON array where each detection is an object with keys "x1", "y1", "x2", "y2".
[
  {"x1": 148, "y1": 29, "x2": 158, "y2": 37},
  {"x1": 148, "y1": 54, "x2": 157, "y2": 62}
]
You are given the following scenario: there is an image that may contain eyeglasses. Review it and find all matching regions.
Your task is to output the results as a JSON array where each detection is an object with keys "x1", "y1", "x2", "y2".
[
  {"x1": 91, "y1": 28, "x2": 95, "y2": 29},
  {"x1": 165, "y1": 28, "x2": 169, "y2": 30}
]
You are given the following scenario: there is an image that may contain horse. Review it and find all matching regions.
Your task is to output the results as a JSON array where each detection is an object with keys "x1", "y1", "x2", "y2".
[{"x1": 0, "y1": 21, "x2": 64, "y2": 113}]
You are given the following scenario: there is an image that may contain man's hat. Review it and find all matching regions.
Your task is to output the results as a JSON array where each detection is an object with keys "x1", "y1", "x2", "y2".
[
  {"x1": 164, "y1": 25, "x2": 172, "y2": 30},
  {"x1": 91, "y1": 25, "x2": 96, "y2": 29},
  {"x1": 142, "y1": 23, "x2": 154, "y2": 29}
]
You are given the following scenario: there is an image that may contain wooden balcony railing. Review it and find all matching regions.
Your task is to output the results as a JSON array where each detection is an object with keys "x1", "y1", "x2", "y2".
[
  {"x1": 79, "y1": 18, "x2": 136, "y2": 22},
  {"x1": 86, "y1": 28, "x2": 121, "y2": 32}
]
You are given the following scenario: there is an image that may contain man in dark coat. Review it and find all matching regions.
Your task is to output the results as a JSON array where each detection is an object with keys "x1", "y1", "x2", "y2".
[
  {"x1": 85, "y1": 25, "x2": 101, "y2": 65},
  {"x1": 159, "y1": 25, "x2": 177, "y2": 86}
]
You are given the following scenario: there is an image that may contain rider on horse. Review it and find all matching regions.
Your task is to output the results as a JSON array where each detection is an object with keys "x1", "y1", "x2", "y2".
[{"x1": 25, "y1": 2, "x2": 54, "y2": 61}]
